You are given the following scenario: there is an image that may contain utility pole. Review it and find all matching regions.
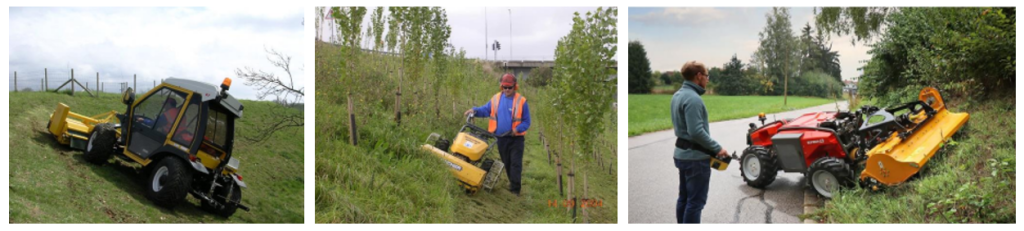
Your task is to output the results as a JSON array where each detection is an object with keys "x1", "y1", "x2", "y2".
[
  {"x1": 508, "y1": 8, "x2": 512, "y2": 61},
  {"x1": 485, "y1": 7, "x2": 488, "y2": 61}
]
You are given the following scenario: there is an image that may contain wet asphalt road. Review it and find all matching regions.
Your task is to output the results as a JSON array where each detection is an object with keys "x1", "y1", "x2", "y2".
[{"x1": 628, "y1": 102, "x2": 848, "y2": 223}]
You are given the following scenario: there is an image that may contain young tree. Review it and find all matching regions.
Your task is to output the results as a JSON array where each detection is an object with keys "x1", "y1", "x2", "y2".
[
  {"x1": 755, "y1": 7, "x2": 799, "y2": 105},
  {"x1": 552, "y1": 7, "x2": 617, "y2": 159}
]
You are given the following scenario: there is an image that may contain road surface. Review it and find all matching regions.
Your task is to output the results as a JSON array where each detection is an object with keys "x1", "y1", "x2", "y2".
[{"x1": 628, "y1": 102, "x2": 848, "y2": 223}]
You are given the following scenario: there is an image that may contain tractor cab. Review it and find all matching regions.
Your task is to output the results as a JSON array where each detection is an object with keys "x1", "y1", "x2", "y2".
[{"x1": 119, "y1": 78, "x2": 243, "y2": 176}]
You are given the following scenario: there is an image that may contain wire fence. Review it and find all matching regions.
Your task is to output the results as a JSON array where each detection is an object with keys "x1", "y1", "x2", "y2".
[{"x1": 9, "y1": 69, "x2": 163, "y2": 96}]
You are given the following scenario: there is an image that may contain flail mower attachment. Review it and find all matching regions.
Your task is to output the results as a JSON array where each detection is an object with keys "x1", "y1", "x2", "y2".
[{"x1": 858, "y1": 87, "x2": 970, "y2": 188}]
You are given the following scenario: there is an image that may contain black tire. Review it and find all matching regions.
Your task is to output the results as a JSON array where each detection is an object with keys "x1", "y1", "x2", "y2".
[
  {"x1": 202, "y1": 181, "x2": 242, "y2": 217},
  {"x1": 740, "y1": 146, "x2": 778, "y2": 188},
  {"x1": 83, "y1": 123, "x2": 117, "y2": 165},
  {"x1": 145, "y1": 157, "x2": 192, "y2": 208},
  {"x1": 806, "y1": 157, "x2": 854, "y2": 198}
]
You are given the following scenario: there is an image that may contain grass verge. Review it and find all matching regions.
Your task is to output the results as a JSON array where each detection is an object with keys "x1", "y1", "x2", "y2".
[
  {"x1": 628, "y1": 94, "x2": 837, "y2": 136},
  {"x1": 8, "y1": 91, "x2": 304, "y2": 223}
]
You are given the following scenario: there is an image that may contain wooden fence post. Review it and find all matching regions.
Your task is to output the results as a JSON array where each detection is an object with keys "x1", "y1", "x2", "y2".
[
  {"x1": 583, "y1": 173, "x2": 588, "y2": 224},
  {"x1": 568, "y1": 158, "x2": 576, "y2": 222},
  {"x1": 71, "y1": 69, "x2": 74, "y2": 96},
  {"x1": 44, "y1": 68, "x2": 48, "y2": 91},
  {"x1": 96, "y1": 72, "x2": 99, "y2": 97},
  {"x1": 395, "y1": 84, "x2": 401, "y2": 126},
  {"x1": 133, "y1": 74, "x2": 137, "y2": 93},
  {"x1": 557, "y1": 157, "x2": 563, "y2": 196},
  {"x1": 348, "y1": 94, "x2": 358, "y2": 145}
]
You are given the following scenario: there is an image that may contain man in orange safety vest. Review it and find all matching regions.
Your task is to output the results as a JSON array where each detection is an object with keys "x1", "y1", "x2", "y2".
[{"x1": 464, "y1": 73, "x2": 532, "y2": 196}]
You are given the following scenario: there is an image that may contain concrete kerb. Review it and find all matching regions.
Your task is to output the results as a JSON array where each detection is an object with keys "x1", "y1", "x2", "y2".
[{"x1": 802, "y1": 188, "x2": 823, "y2": 223}]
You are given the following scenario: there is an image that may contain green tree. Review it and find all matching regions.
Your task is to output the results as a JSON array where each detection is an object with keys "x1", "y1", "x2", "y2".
[
  {"x1": 815, "y1": 7, "x2": 895, "y2": 45},
  {"x1": 842, "y1": 7, "x2": 1016, "y2": 105},
  {"x1": 628, "y1": 40, "x2": 653, "y2": 94},
  {"x1": 799, "y1": 23, "x2": 842, "y2": 82},
  {"x1": 552, "y1": 7, "x2": 617, "y2": 159},
  {"x1": 755, "y1": 7, "x2": 799, "y2": 104},
  {"x1": 714, "y1": 54, "x2": 756, "y2": 95},
  {"x1": 332, "y1": 7, "x2": 367, "y2": 96}
]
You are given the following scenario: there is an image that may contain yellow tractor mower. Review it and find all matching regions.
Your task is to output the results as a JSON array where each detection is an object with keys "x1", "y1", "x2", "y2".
[
  {"x1": 47, "y1": 77, "x2": 250, "y2": 217},
  {"x1": 420, "y1": 115, "x2": 505, "y2": 195}
]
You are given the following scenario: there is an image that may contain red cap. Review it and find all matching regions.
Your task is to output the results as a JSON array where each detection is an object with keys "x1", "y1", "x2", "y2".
[{"x1": 501, "y1": 73, "x2": 516, "y2": 87}]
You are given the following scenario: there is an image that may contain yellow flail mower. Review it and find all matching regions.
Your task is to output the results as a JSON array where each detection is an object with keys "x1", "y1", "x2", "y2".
[
  {"x1": 420, "y1": 115, "x2": 505, "y2": 195},
  {"x1": 46, "y1": 77, "x2": 250, "y2": 217},
  {"x1": 738, "y1": 87, "x2": 969, "y2": 197}
]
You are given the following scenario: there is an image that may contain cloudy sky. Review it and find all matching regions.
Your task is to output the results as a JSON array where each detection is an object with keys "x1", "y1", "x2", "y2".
[
  {"x1": 629, "y1": 7, "x2": 871, "y2": 81},
  {"x1": 8, "y1": 7, "x2": 304, "y2": 100},
  {"x1": 319, "y1": 6, "x2": 611, "y2": 61}
]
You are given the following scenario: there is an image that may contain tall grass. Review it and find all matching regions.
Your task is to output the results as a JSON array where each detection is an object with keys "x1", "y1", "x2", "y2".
[
  {"x1": 811, "y1": 96, "x2": 1015, "y2": 223},
  {"x1": 315, "y1": 41, "x2": 617, "y2": 223}
]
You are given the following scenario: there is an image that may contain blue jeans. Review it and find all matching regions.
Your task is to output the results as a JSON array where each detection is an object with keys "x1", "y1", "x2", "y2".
[{"x1": 675, "y1": 158, "x2": 711, "y2": 224}]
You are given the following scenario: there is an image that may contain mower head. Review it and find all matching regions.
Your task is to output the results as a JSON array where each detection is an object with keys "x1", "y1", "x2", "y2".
[
  {"x1": 420, "y1": 115, "x2": 505, "y2": 194},
  {"x1": 858, "y1": 87, "x2": 970, "y2": 188}
]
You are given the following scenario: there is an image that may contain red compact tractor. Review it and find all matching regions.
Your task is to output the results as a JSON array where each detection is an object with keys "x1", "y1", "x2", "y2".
[{"x1": 738, "y1": 87, "x2": 969, "y2": 198}]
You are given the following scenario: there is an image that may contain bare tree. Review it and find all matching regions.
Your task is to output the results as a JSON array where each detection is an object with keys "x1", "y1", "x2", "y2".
[{"x1": 235, "y1": 46, "x2": 304, "y2": 142}]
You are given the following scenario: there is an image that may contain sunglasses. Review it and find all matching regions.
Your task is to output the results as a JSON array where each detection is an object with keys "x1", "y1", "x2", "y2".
[{"x1": 502, "y1": 86, "x2": 514, "y2": 90}]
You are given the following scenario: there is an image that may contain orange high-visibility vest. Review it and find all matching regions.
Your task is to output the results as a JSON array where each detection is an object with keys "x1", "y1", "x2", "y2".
[{"x1": 488, "y1": 92, "x2": 527, "y2": 136}]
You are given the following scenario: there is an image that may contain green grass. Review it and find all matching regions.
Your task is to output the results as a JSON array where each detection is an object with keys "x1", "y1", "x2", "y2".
[
  {"x1": 628, "y1": 94, "x2": 837, "y2": 136},
  {"x1": 808, "y1": 96, "x2": 1015, "y2": 223},
  {"x1": 8, "y1": 91, "x2": 304, "y2": 223},
  {"x1": 315, "y1": 42, "x2": 617, "y2": 223}
]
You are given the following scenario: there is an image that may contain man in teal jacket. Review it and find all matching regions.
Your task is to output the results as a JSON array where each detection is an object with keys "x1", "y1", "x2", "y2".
[{"x1": 671, "y1": 61, "x2": 729, "y2": 223}]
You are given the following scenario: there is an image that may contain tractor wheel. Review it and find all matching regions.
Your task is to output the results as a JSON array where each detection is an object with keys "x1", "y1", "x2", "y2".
[
  {"x1": 84, "y1": 123, "x2": 117, "y2": 165},
  {"x1": 807, "y1": 157, "x2": 854, "y2": 198},
  {"x1": 202, "y1": 182, "x2": 242, "y2": 217},
  {"x1": 740, "y1": 146, "x2": 778, "y2": 188},
  {"x1": 145, "y1": 157, "x2": 192, "y2": 208}
]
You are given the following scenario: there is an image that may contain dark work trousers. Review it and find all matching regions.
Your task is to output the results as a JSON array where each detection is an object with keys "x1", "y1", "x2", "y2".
[
  {"x1": 497, "y1": 136, "x2": 525, "y2": 193},
  {"x1": 675, "y1": 158, "x2": 711, "y2": 223}
]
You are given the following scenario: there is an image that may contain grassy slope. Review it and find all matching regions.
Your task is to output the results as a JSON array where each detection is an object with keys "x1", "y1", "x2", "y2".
[
  {"x1": 628, "y1": 94, "x2": 836, "y2": 136},
  {"x1": 812, "y1": 95, "x2": 1015, "y2": 223},
  {"x1": 8, "y1": 91, "x2": 304, "y2": 223},
  {"x1": 314, "y1": 43, "x2": 617, "y2": 223}
]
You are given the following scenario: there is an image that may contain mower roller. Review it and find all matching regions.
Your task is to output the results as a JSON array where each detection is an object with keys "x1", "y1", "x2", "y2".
[
  {"x1": 738, "y1": 87, "x2": 969, "y2": 198},
  {"x1": 420, "y1": 115, "x2": 505, "y2": 195}
]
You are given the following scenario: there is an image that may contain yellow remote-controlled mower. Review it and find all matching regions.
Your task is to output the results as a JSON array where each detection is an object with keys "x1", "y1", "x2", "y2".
[
  {"x1": 421, "y1": 115, "x2": 505, "y2": 195},
  {"x1": 47, "y1": 77, "x2": 249, "y2": 217}
]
